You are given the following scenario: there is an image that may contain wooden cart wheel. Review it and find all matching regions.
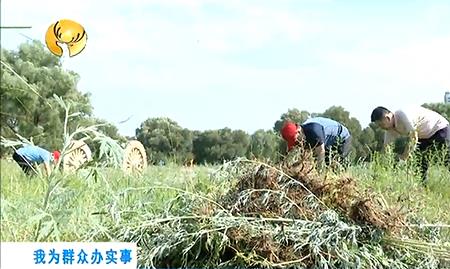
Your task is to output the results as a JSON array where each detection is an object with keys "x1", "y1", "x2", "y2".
[
  {"x1": 63, "y1": 140, "x2": 92, "y2": 172},
  {"x1": 122, "y1": 140, "x2": 147, "y2": 174}
]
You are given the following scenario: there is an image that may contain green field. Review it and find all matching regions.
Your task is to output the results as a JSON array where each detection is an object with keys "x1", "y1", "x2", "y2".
[{"x1": 1, "y1": 157, "x2": 450, "y2": 268}]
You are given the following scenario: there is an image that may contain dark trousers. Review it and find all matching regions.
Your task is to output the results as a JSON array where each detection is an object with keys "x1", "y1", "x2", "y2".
[
  {"x1": 325, "y1": 136, "x2": 352, "y2": 166},
  {"x1": 416, "y1": 127, "x2": 450, "y2": 183},
  {"x1": 12, "y1": 152, "x2": 36, "y2": 175}
]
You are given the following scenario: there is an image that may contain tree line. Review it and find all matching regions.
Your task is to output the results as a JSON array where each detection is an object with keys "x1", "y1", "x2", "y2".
[{"x1": 2, "y1": 41, "x2": 449, "y2": 165}]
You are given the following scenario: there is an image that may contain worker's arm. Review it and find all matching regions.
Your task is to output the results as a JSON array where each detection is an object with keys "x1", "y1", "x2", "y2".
[
  {"x1": 314, "y1": 143, "x2": 326, "y2": 167},
  {"x1": 395, "y1": 111, "x2": 417, "y2": 161},
  {"x1": 43, "y1": 162, "x2": 51, "y2": 177},
  {"x1": 382, "y1": 133, "x2": 390, "y2": 152},
  {"x1": 400, "y1": 130, "x2": 419, "y2": 160},
  {"x1": 382, "y1": 132, "x2": 397, "y2": 153}
]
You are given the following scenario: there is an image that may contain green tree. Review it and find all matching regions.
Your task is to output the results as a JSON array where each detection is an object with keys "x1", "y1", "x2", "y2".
[
  {"x1": 1, "y1": 40, "x2": 93, "y2": 155},
  {"x1": 357, "y1": 123, "x2": 385, "y2": 161},
  {"x1": 247, "y1": 129, "x2": 282, "y2": 161},
  {"x1": 135, "y1": 117, "x2": 193, "y2": 164},
  {"x1": 193, "y1": 128, "x2": 250, "y2": 164},
  {"x1": 92, "y1": 118, "x2": 124, "y2": 142},
  {"x1": 356, "y1": 127, "x2": 375, "y2": 161}
]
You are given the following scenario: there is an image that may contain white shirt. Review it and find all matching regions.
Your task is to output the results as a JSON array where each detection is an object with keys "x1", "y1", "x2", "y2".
[{"x1": 384, "y1": 106, "x2": 449, "y2": 145}]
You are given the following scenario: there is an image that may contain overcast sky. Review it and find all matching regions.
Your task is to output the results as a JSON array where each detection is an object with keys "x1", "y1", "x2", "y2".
[{"x1": 1, "y1": 0, "x2": 449, "y2": 136}]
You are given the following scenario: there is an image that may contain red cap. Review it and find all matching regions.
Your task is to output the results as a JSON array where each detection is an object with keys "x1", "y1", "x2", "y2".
[
  {"x1": 281, "y1": 122, "x2": 298, "y2": 151},
  {"x1": 52, "y1": 150, "x2": 61, "y2": 162}
]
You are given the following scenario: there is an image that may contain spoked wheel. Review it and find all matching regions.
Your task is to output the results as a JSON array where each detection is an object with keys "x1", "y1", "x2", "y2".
[
  {"x1": 122, "y1": 140, "x2": 147, "y2": 174},
  {"x1": 63, "y1": 140, "x2": 92, "y2": 172}
]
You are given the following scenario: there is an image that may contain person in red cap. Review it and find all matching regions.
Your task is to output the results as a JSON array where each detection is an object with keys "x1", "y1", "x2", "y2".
[
  {"x1": 12, "y1": 145, "x2": 60, "y2": 177},
  {"x1": 281, "y1": 117, "x2": 352, "y2": 167}
]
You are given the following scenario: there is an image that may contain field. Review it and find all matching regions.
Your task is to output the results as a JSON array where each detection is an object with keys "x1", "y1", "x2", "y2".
[
  {"x1": 1, "y1": 155, "x2": 450, "y2": 268},
  {"x1": 2, "y1": 10, "x2": 450, "y2": 268}
]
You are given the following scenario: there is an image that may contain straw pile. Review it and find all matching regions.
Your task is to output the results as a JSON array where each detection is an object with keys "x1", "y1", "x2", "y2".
[{"x1": 110, "y1": 149, "x2": 449, "y2": 268}]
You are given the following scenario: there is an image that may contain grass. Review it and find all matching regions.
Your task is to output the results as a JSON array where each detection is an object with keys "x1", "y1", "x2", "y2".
[
  {"x1": 0, "y1": 161, "x2": 220, "y2": 242},
  {"x1": 1, "y1": 156, "x2": 449, "y2": 268},
  {"x1": 349, "y1": 159, "x2": 450, "y2": 225}
]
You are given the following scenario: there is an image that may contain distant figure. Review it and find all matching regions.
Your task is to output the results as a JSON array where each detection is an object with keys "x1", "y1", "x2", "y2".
[
  {"x1": 371, "y1": 106, "x2": 450, "y2": 184},
  {"x1": 281, "y1": 117, "x2": 352, "y2": 167},
  {"x1": 12, "y1": 145, "x2": 60, "y2": 177}
]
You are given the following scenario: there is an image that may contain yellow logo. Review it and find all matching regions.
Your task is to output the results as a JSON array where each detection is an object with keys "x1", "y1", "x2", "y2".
[{"x1": 45, "y1": 19, "x2": 87, "y2": 57}]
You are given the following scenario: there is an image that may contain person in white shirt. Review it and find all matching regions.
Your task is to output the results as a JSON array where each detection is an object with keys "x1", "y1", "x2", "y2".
[{"x1": 370, "y1": 106, "x2": 450, "y2": 184}]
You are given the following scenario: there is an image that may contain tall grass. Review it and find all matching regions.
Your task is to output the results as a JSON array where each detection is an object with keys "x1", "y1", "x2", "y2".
[
  {"x1": 1, "y1": 156, "x2": 449, "y2": 268},
  {"x1": 350, "y1": 151, "x2": 450, "y2": 225},
  {"x1": 1, "y1": 94, "x2": 125, "y2": 241},
  {"x1": 0, "y1": 160, "x2": 217, "y2": 241}
]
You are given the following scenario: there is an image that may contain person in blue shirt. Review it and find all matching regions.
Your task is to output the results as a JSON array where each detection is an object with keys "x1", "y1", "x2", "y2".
[
  {"x1": 12, "y1": 145, "x2": 60, "y2": 177},
  {"x1": 281, "y1": 117, "x2": 352, "y2": 167}
]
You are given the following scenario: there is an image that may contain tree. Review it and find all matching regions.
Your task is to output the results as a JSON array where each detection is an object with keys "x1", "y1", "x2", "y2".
[
  {"x1": 1, "y1": 40, "x2": 93, "y2": 156},
  {"x1": 193, "y1": 128, "x2": 250, "y2": 164},
  {"x1": 247, "y1": 129, "x2": 282, "y2": 161},
  {"x1": 357, "y1": 123, "x2": 385, "y2": 161},
  {"x1": 92, "y1": 118, "x2": 124, "y2": 142},
  {"x1": 135, "y1": 117, "x2": 193, "y2": 164},
  {"x1": 357, "y1": 127, "x2": 375, "y2": 161},
  {"x1": 273, "y1": 109, "x2": 310, "y2": 133}
]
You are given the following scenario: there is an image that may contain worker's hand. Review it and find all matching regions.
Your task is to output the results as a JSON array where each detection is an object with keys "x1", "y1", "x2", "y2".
[
  {"x1": 330, "y1": 159, "x2": 340, "y2": 170},
  {"x1": 314, "y1": 144, "x2": 325, "y2": 161},
  {"x1": 400, "y1": 130, "x2": 418, "y2": 162},
  {"x1": 399, "y1": 151, "x2": 409, "y2": 161},
  {"x1": 44, "y1": 162, "x2": 52, "y2": 177}
]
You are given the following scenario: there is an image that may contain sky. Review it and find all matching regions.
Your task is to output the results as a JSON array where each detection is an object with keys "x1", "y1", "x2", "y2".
[{"x1": 1, "y1": 0, "x2": 449, "y2": 136}]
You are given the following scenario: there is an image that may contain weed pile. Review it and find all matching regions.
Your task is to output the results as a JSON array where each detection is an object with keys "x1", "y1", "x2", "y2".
[{"x1": 104, "y1": 149, "x2": 450, "y2": 268}]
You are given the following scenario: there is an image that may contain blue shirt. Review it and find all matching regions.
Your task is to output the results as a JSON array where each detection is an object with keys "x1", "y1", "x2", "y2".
[
  {"x1": 16, "y1": 145, "x2": 51, "y2": 164},
  {"x1": 301, "y1": 117, "x2": 350, "y2": 148}
]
